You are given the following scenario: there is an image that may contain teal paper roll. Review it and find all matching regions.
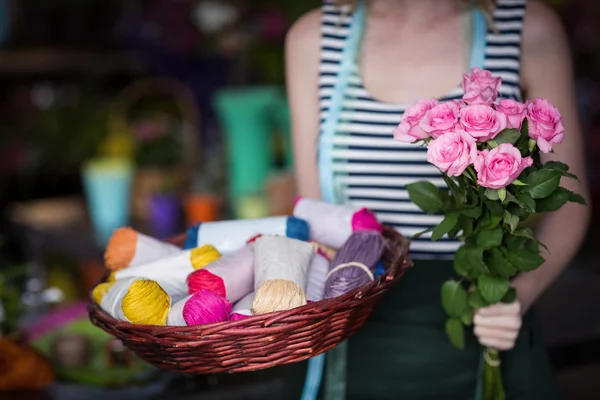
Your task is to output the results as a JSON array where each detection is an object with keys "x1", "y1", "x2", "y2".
[
  {"x1": 213, "y1": 87, "x2": 280, "y2": 203},
  {"x1": 82, "y1": 158, "x2": 133, "y2": 246}
]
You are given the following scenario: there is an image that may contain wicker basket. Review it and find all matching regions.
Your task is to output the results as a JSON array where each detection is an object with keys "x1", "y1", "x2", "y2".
[{"x1": 87, "y1": 225, "x2": 412, "y2": 374}]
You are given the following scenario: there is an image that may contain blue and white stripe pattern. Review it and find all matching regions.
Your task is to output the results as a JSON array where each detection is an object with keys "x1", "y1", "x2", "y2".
[{"x1": 318, "y1": 0, "x2": 527, "y2": 259}]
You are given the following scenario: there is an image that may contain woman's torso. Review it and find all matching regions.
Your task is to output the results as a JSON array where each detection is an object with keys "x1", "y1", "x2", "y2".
[{"x1": 318, "y1": 0, "x2": 527, "y2": 260}]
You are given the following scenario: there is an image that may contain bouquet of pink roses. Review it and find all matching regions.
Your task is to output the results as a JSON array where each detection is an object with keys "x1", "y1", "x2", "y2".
[{"x1": 394, "y1": 67, "x2": 586, "y2": 400}]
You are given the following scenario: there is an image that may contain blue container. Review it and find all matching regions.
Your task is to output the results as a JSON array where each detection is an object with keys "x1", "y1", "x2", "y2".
[{"x1": 82, "y1": 158, "x2": 133, "y2": 246}]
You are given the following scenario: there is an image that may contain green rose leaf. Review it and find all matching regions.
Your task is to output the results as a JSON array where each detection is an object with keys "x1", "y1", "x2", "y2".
[
  {"x1": 459, "y1": 215, "x2": 474, "y2": 239},
  {"x1": 461, "y1": 308, "x2": 475, "y2": 326},
  {"x1": 516, "y1": 193, "x2": 536, "y2": 213},
  {"x1": 443, "y1": 175, "x2": 466, "y2": 204},
  {"x1": 406, "y1": 182, "x2": 444, "y2": 213},
  {"x1": 448, "y1": 224, "x2": 461, "y2": 239},
  {"x1": 441, "y1": 280, "x2": 468, "y2": 318},
  {"x1": 432, "y1": 213, "x2": 460, "y2": 241},
  {"x1": 503, "y1": 246, "x2": 545, "y2": 272},
  {"x1": 507, "y1": 203, "x2": 529, "y2": 219},
  {"x1": 484, "y1": 188, "x2": 500, "y2": 201},
  {"x1": 498, "y1": 188, "x2": 507, "y2": 203},
  {"x1": 477, "y1": 274, "x2": 510, "y2": 303},
  {"x1": 536, "y1": 187, "x2": 571, "y2": 212},
  {"x1": 445, "y1": 317, "x2": 465, "y2": 349},
  {"x1": 485, "y1": 247, "x2": 517, "y2": 278},
  {"x1": 494, "y1": 128, "x2": 522, "y2": 145},
  {"x1": 411, "y1": 226, "x2": 434, "y2": 240},
  {"x1": 505, "y1": 192, "x2": 524, "y2": 208},
  {"x1": 484, "y1": 199, "x2": 505, "y2": 217},
  {"x1": 569, "y1": 191, "x2": 587, "y2": 206},
  {"x1": 454, "y1": 245, "x2": 488, "y2": 278},
  {"x1": 504, "y1": 234, "x2": 528, "y2": 250},
  {"x1": 544, "y1": 161, "x2": 568, "y2": 172},
  {"x1": 468, "y1": 290, "x2": 488, "y2": 309},
  {"x1": 502, "y1": 287, "x2": 517, "y2": 304},
  {"x1": 460, "y1": 206, "x2": 483, "y2": 219},
  {"x1": 503, "y1": 210, "x2": 519, "y2": 232},
  {"x1": 545, "y1": 160, "x2": 580, "y2": 181},
  {"x1": 525, "y1": 170, "x2": 561, "y2": 199},
  {"x1": 476, "y1": 226, "x2": 503, "y2": 249}
]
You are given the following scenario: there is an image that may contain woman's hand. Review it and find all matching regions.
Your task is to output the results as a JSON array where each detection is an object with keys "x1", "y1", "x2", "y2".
[{"x1": 473, "y1": 301, "x2": 522, "y2": 351}]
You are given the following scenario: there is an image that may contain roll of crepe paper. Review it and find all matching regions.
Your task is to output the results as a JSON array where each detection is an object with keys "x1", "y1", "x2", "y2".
[
  {"x1": 94, "y1": 277, "x2": 170, "y2": 325},
  {"x1": 230, "y1": 291, "x2": 255, "y2": 320},
  {"x1": 183, "y1": 216, "x2": 309, "y2": 254},
  {"x1": 166, "y1": 290, "x2": 231, "y2": 326},
  {"x1": 306, "y1": 252, "x2": 330, "y2": 302},
  {"x1": 293, "y1": 197, "x2": 382, "y2": 249},
  {"x1": 186, "y1": 244, "x2": 253, "y2": 303},
  {"x1": 252, "y1": 236, "x2": 314, "y2": 315},
  {"x1": 114, "y1": 245, "x2": 221, "y2": 300},
  {"x1": 324, "y1": 231, "x2": 385, "y2": 300},
  {"x1": 104, "y1": 227, "x2": 181, "y2": 271}
]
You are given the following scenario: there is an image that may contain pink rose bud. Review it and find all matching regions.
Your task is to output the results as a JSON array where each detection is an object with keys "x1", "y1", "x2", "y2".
[
  {"x1": 459, "y1": 104, "x2": 507, "y2": 142},
  {"x1": 418, "y1": 101, "x2": 460, "y2": 139},
  {"x1": 462, "y1": 67, "x2": 502, "y2": 94},
  {"x1": 393, "y1": 98, "x2": 439, "y2": 143},
  {"x1": 526, "y1": 98, "x2": 564, "y2": 153},
  {"x1": 462, "y1": 86, "x2": 497, "y2": 106},
  {"x1": 495, "y1": 99, "x2": 528, "y2": 130},
  {"x1": 426, "y1": 130, "x2": 477, "y2": 177},
  {"x1": 474, "y1": 144, "x2": 534, "y2": 189}
]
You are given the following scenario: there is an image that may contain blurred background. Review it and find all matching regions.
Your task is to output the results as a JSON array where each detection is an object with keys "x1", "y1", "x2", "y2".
[{"x1": 0, "y1": 0, "x2": 598, "y2": 399}]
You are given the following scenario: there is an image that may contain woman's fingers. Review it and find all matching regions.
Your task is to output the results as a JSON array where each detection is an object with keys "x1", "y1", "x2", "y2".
[
  {"x1": 473, "y1": 314, "x2": 522, "y2": 330},
  {"x1": 476, "y1": 301, "x2": 521, "y2": 317},
  {"x1": 477, "y1": 336, "x2": 515, "y2": 351}
]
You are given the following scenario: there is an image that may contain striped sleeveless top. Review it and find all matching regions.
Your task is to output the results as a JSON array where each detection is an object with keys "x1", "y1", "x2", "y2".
[{"x1": 318, "y1": 0, "x2": 527, "y2": 259}]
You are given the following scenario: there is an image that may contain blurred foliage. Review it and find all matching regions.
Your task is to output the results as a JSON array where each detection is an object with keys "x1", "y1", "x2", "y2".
[
  {"x1": 32, "y1": 94, "x2": 108, "y2": 171},
  {"x1": 128, "y1": 96, "x2": 185, "y2": 167},
  {"x1": 0, "y1": 264, "x2": 28, "y2": 335}
]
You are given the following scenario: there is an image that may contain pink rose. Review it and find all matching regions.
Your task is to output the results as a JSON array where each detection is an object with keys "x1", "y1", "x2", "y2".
[
  {"x1": 462, "y1": 86, "x2": 497, "y2": 105},
  {"x1": 418, "y1": 101, "x2": 460, "y2": 139},
  {"x1": 459, "y1": 104, "x2": 507, "y2": 142},
  {"x1": 393, "y1": 98, "x2": 439, "y2": 143},
  {"x1": 496, "y1": 99, "x2": 527, "y2": 129},
  {"x1": 474, "y1": 144, "x2": 534, "y2": 189},
  {"x1": 462, "y1": 67, "x2": 502, "y2": 94},
  {"x1": 426, "y1": 130, "x2": 477, "y2": 177},
  {"x1": 526, "y1": 98, "x2": 564, "y2": 153}
]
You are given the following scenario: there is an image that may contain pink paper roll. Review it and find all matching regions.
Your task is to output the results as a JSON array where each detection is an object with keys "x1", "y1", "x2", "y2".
[
  {"x1": 293, "y1": 197, "x2": 381, "y2": 249},
  {"x1": 187, "y1": 245, "x2": 254, "y2": 303}
]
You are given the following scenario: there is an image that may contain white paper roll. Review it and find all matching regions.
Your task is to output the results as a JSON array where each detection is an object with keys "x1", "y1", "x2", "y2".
[
  {"x1": 293, "y1": 198, "x2": 358, "y2": 248},
  {"x1": 115, "y1": 251, "x2": 195, "y2": 301},
  {"x1": 130, "y1": 233, "x2": 181, "y2": 267},
  {"x1": 306, "y1": 253, "x2": 330, "y2": 302},
  {"x1": 167, "y1": 294, "x2": 192, "y2": 326},
  {"x1": 232, "y1": 291, "x2": 255, "y2": 316},
  {"x1": 253, "y1": 236, "x2": 314, "y2": 290},
  {"x1": 187, "y1": 216, "x2": 308, "y2": 254}
]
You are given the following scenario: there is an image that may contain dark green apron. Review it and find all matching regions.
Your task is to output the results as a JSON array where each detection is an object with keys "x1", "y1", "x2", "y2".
[{"x1": 281, "y1": 260, "x2": 557, "y2": 399}]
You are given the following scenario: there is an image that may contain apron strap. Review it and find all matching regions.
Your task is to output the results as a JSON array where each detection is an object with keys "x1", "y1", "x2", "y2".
[
  {"x1": 469, "y1": 9, "x2": 487, "y2": 69},
  {"x1": 302, "y1": 2, "x2": 366, "y2": 400},
  {"x1": 317, "y1": 0, "x2": 366, "y2": 204}
]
